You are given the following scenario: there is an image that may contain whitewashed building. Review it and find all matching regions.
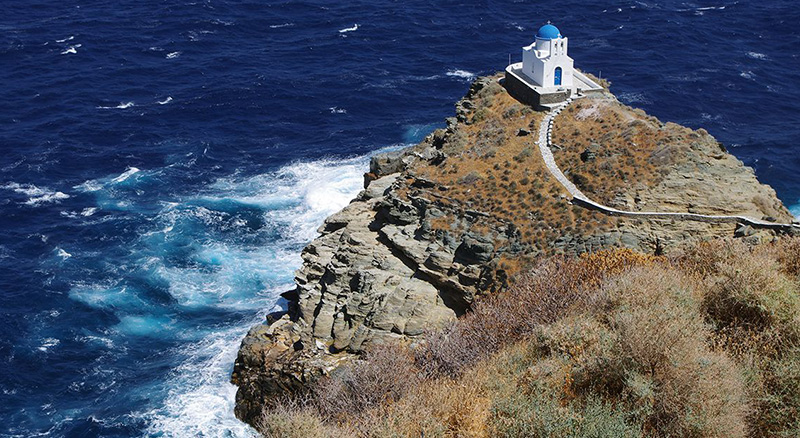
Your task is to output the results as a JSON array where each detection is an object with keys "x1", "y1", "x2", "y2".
[
  {"x1": 505, "y1": 23, "x2": 602, "y2": 108},
  {"x1": 522, "y1": 23, "x2": 574, "y2": 90}
]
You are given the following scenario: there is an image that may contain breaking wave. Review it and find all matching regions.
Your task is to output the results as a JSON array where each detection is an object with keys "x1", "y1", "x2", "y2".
[
  {"x1": 97, "y1": 102, "x2": 135, "y2": 110},
  {"x1": 338, "y1": 24, "x2": 359, "y2": 33},
  {"x1": 60, "y1": 153, "x2": 371, "y2": 436},
  {"x1": 446, "y1": 69, "x2": 476, "y2": 81},
  {"x1": 1, "y1": 182, "x2": 70, "y2": 206}
]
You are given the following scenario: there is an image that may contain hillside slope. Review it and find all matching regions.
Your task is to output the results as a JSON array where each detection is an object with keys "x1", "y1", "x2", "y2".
[{"x1": 231, "y1": 74, "x2": 798, "y2": 426}]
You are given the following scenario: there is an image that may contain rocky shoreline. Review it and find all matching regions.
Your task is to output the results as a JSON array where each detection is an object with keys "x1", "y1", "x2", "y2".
[{"x1": 231, "y1": 74, "x2": 797, "y2": 427}]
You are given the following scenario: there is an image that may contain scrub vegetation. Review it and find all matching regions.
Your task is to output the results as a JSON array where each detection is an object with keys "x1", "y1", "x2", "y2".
[
  {"x1": 256, "y1": 238, "x2": 800, "y2": 438},
  {"x1": 405, "y1": 78, "x2": 615, "y2": 267}
]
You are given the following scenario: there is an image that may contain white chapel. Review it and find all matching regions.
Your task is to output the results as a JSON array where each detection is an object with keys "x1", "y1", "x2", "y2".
[
  {"x1": 522, "y1": 23, "x2": 574, "y2": 90},
  {"x1": 504, "y1": 23, "x2": 602, "y2": 108}
]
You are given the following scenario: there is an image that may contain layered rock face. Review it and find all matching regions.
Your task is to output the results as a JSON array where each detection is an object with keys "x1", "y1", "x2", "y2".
[{"x1": 231, "y1": 75, "x2": 797, "y2": 426}]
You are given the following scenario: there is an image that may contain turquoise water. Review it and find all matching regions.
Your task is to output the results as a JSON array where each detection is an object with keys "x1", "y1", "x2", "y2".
[{"x1": 1, "y1": 0, "x2": 798, "y2": 436}]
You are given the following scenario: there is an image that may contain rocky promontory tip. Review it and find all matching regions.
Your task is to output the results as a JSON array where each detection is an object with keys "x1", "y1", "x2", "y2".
[{"x1": 231, "y1": 73, "x2": 798, "y2": 427}]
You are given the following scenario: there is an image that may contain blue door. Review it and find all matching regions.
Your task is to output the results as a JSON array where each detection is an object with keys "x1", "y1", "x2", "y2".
[{"x1": 554, "y1": 67, "x2": 563, "y2": 86}]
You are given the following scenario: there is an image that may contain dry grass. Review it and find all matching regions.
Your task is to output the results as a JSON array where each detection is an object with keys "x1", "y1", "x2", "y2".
[
  {"x1": 674, "y1": 238, "x2": 800, "y2": 437},
  {"x1": 415, "y1": 249, "x2": 655, "y2": 379},
  {"x1": 550, "y1": 96, "x2": 695, "y2": 205},
  {"x1": 256, "y1": 239, "x2": 800, "y2": 438},
  {"x1": 594, "y1": 268, "x2": 748, "y2": 437},
  {"x1": 357, "y1": 376, "x2": 491, "y2": 438},
  {"x1": 313, "y1": 344, "x2": 420, "y2": 424},
  {"x1": 258, "y1": 401, "x2": 342, "y2": 438},
  {"x1": 402, "y1": 75, "x2": 616, "y2": 264}
]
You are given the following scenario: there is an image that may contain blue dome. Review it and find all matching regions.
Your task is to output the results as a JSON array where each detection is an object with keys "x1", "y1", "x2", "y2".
[{"x1": 536, "y1": 24, "x2": 562, "y2": 40}]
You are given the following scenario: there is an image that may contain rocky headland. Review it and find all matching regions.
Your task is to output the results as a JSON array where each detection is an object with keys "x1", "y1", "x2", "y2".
[{"x1": 231, "y1": 73, "x2": 798, "y2": 426}]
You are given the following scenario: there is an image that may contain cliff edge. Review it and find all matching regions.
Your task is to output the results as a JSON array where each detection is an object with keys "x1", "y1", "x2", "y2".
[{"x1": 231, "y1": 74, "x2": 798, "y2": 426}]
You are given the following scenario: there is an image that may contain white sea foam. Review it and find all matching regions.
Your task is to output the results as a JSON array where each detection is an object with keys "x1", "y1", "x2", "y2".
[
  {"x1": 69, "y1": 285, "x2": 142, "y2": 312},
  {"x1": 617, "y1": 91, "x2": 651, "y2": 104},
  {"x1": 55, "y1": 248, "x2": 72, "y2": 259},
  {"x1": 269, "y1": 23, "x2": 294, "y2": 29},
  {"x1": 61, "y1": 44, "x2": 81, "y2": 55},
  {"x1": 2, "y1": 182, "x2": 46, "y2": 197},
  {"x1": 97, "y1": 102, "x2": 135, "y2": 110},
  {"x1": 791, "y1": 203, "x2": 800, "y2": 219},
  {"x1": 339, "y1": 24, "x2": 359, "y2": 33},
  {"x1": 138, "y1": 154, "x2": 375, "y2": 435},
  {"x1": 208, "y1": 154, "x2": 375, "y2": 244},
  {"x1": 150, "y1": 243, "x2": 299, "y2": 310},
  {"x1": 74, "y1": 180, "x2": 103, "y2": 192},
  {"x1": 740, "y1": 70, "x2": 755, "y2": 80},
  {"x1": 143, "y1": 318, "x2": 264, "y2": 437},
  {"x1": 329, "y1": 107, "x2": 347, "y2": 114},
  {"x1": 64, "y1": 153, "x2": 376, "y2": 436},
  {"x1": 56, "y1": 36, "x2": 74, "y2": 43},
  {"x1": 111, "y1": 167, "x2": 141, "y2": 183},
  {"x1": 747, "y1": 52, "x2": 768, "y2": 60},
  {"x1": 77, "y1": 335, "x2": 115, "y2": 349},
  {"x1": 26, "y1": 191, "x2": 69, "y2": 205},
  {"x1": 158, "y1": 96, "x2": 173, "y2": 105},
  {"x1": 2, "y1": 182, "x2": 70, "y2": 205},
  {"x1": 446, "y1": 69, "x2": 476, "y2": 81},
  {"x1": 166, "y1": 51, "x2": 181, "y2": 59},
  {"x1": 701, "y1": 112, "x2": 723, "y2": 121},
  {"x1": 37, "y1": 338, "x2": 60, "y2": 352},
  {"x1": 75, "y1": 167, "x2": 147, "y2": 193},
  {"x1": 62, "y1": 207, "x2": 99, "y2": 218}
]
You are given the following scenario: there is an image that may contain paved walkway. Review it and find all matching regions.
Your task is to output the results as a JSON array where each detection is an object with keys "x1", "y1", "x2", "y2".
[{"x1": 536, "y1": 99, "x2": 800, "y2": 232}]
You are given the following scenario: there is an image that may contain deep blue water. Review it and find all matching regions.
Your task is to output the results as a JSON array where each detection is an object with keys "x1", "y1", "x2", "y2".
[{"x1": 1, "y1": 1, "x2": 798, "y2": 436}]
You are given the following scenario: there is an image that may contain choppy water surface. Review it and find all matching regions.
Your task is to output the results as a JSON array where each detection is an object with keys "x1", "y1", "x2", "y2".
[{"x1": 1, "y1": 1, "x2": 798, "y2": 436}]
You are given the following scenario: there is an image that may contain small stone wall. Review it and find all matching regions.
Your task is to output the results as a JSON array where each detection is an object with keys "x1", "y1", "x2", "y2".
[
  {"x1": 537, "y1": 100, "x2": 800, "y2": 234},
  {"x1": 503, "y1": 69, "x2": 569, "y2": 109}
]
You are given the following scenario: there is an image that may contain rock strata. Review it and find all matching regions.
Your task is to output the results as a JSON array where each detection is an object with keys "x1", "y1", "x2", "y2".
[{"x1": 231, "y1": 74, "x2": 796, "y2": 427}]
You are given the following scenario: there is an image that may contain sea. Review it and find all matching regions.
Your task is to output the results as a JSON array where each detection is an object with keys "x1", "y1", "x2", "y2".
[{"x1": 1, "y1": 0, "x2": 798, "y2": 436}]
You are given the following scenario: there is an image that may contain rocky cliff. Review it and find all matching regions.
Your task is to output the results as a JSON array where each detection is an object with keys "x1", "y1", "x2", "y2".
[{"x1": 231, "y1": 74, "x2": 798, "y2": 426}]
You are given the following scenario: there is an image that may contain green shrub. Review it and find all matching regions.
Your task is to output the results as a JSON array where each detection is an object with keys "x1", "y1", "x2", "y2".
[
  {"x1": 751, "y1": 347, "x2": 800, "y2": 437},
  {"x1": 704, "y1": 252, "x2": 800, "y2": 340},
  {"x1": 490, "y1": 391, "x2": 642, "y2": 438},
  {"x1": 596, "y1": 268, "x2": 748, "y2": 438},
  {"x1": 254, "y1": 241, "x2": 800, "y2": 438}
]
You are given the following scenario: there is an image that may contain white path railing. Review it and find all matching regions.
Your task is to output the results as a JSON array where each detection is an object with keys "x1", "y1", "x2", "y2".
[{"x1": 535, "y1": 99, "x2": 800, "y2": 232}]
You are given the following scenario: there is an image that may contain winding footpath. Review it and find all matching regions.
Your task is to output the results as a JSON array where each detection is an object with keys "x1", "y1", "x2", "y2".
[{"x1": 537, "y1": 99, "x2": 800, "y2": 232}]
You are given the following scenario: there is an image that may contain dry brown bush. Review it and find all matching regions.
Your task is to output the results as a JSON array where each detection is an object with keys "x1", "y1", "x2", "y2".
[
  {"x1": 416, "y1": 249, "x2": 660, "y2": 379},
  {"x1": 258, "y1": 401, "x2": 344, "y2": 438},
  {"x1": 313, "y1": 344, "x2": 419, "y2": 424},
  {"x1": 593, "y1": 267, "x2": 748, "y2": 438},
  {"x1": 673, "y1": 239, "x2": 741, "y2": 277},
  {"x1": 356, "y1": 376, "x2": 490, "y2": 438},
  {"x1": 703, "y1": 251, "x2": 800, "y2": 344},
  {"x1": 772, "y1": 237, "x2": 800, "y2": 277},
  {"x1": 675, "y1": 238, "x2": 800, "y2": 437},
  {"x1": 255, "y1": 242, "x2": 800, "y2": 438}
]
